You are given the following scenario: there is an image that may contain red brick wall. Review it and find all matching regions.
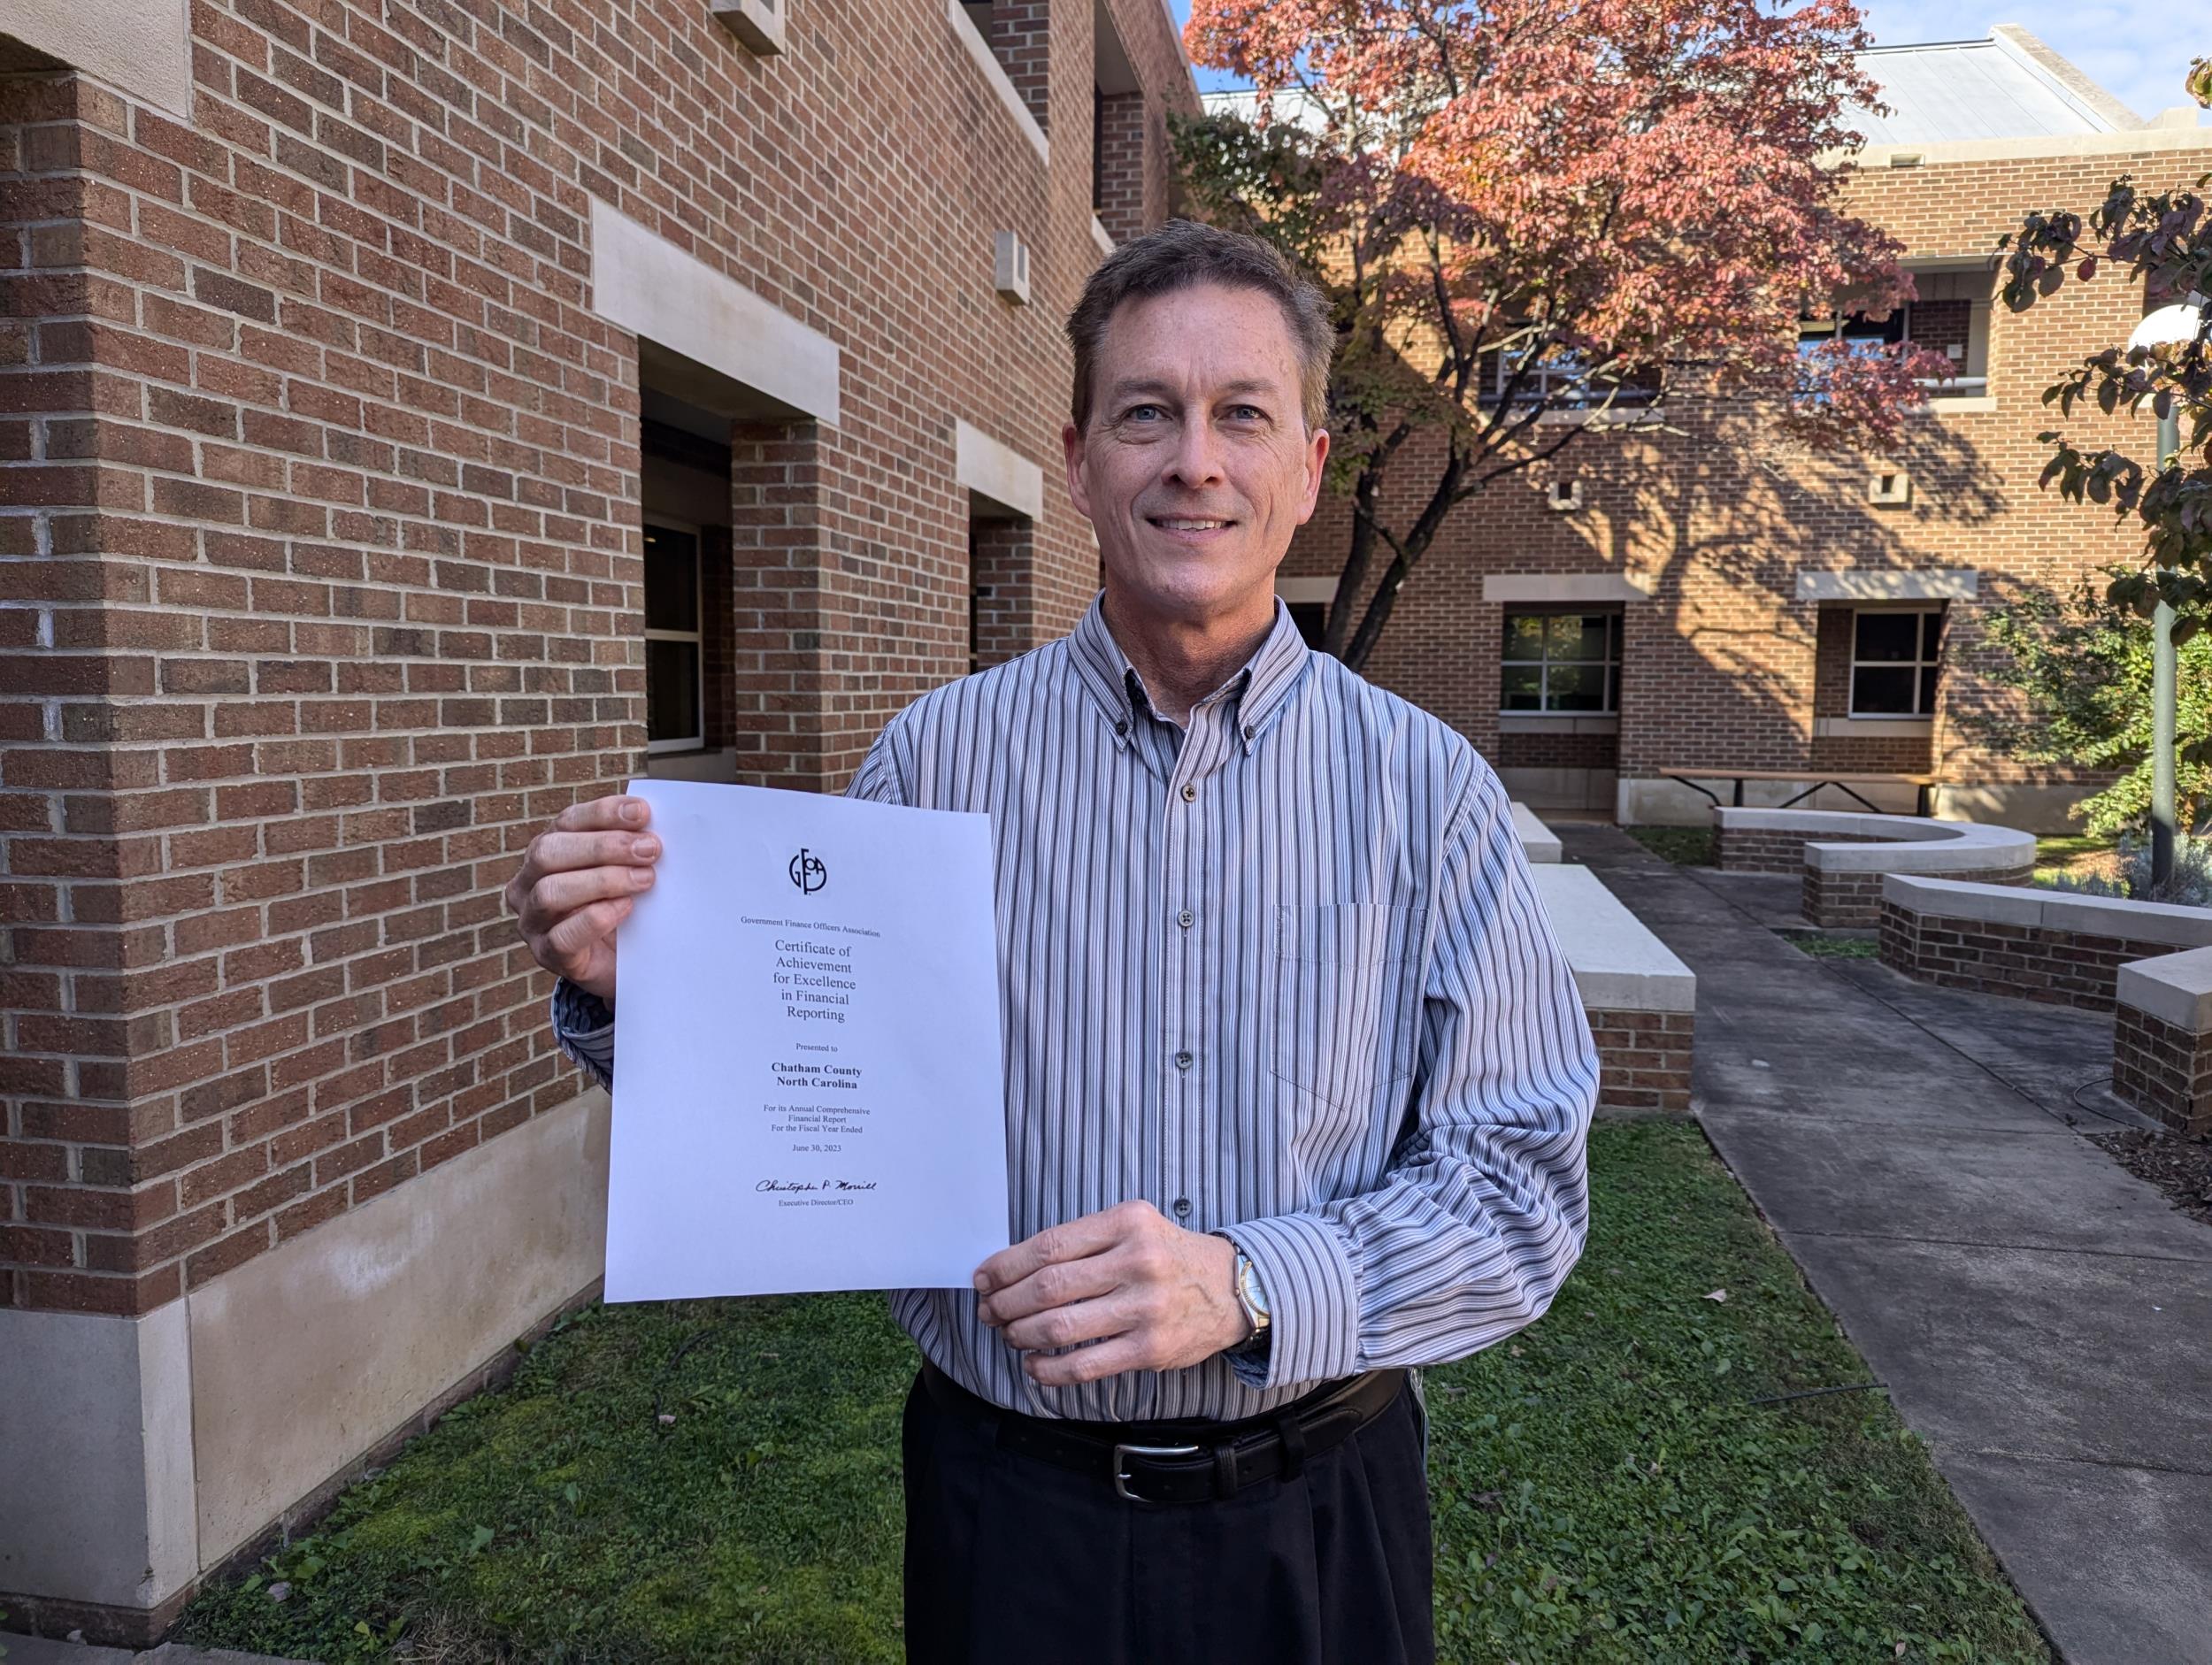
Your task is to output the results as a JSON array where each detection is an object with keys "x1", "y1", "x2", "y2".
[
  {"x1": 1809, "y1": 605, "x2": 1935, "y2": 774},
  {"x1": 970, "y1": 516, "x2": 1039, "y2": 671},
  {"x1": 1096, "y1": 88, "x2": 1145, "y2": 241},
  {"x1": 2112, "y1": 1004, "x2": 2211, "y2": 1137},
  {"x1": 1878, "y1": 901, "x2": 2191, "y2": 1010},
  {"x1": 1279, "y1": 139, "x2": 2212, "y2": 796},
  {"x1": 0, "y1": 0, "x2": 1195, "y2": 1316},
  {"x1": 1496, "y1": 728, "x2": 1618, "y2": 771}
]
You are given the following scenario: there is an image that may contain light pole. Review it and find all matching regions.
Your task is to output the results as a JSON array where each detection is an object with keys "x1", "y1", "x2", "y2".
[{"x1": 2126, "y1": 298, "x2": 2204, "y2": 893}]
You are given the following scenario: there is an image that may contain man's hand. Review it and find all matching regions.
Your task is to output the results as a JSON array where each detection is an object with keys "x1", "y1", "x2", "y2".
[
  {"x1": 972, "y1": 1201, "x2": 1250, "y2": 1385},
  {"x1": 504, "y1": 794, "x2": 660, "y2": 1003}
]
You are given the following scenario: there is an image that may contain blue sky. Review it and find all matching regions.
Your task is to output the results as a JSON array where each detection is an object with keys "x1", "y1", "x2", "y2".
[{"x1": 1165, "y1": 2, "x2": 2210, "y2": 125}]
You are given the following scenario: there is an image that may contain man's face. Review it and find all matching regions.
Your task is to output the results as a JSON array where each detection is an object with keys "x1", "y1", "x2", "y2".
[{"x1": 1064, "y1": 281, "x2": 1329, "y2": 627}]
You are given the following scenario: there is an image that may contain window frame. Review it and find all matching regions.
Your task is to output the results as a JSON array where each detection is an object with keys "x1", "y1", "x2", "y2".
[
  {"x1": 643, "y1": 517, "x2": 705, "y2": 755},
  {"x1": 1847, "y1": 603, "x2": 1943, "y2": 719},
  {"x1": 1499, "y1": 606, "x2": 1624, "y2": 715}
]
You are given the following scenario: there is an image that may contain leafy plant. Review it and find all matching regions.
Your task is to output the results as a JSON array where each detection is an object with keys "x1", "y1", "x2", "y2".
[{"x1": 1968, "y1": 574, "x2": 2212, "y2": 840}]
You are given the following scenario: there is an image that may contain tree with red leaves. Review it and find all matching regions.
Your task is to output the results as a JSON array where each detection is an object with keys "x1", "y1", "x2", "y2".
[{"x1": 1177, "y1": 0, "x2": 1947, "y2": 668}]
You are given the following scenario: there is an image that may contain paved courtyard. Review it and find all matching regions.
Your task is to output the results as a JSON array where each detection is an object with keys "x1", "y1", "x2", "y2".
[{"x1": 1565, "y1": 825, "x2": 2212, "y2": 1665}]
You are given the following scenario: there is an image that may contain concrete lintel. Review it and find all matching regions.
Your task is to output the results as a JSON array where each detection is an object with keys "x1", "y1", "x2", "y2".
[
  {"x1": 945, "y1": 0, "x2": 1049, "y2": 165},
  {"x1": 2116, "y1": 947, "x2": 2212, "y2": 1032},
  {"x1": 1090, "y1": 215, "x2": 1115, "y2": 257},
  {"x1": 953, "y1": 418, "x2": 1043, "y2": 521},
  {"x1": 1529, "y1": 863, "x2": 1697, "y2": 1014},
  {"x1": 589, "y1": 199, "x2": 841, "y2": 427},
  {"x1": 0, "y1": 0, "x2": 193, "y2": 117},
  {"x1": 1274, "y1": 575, "x2": 1336, "y2": 604},
  {"x1": 1795, "y1": 568, "x2": 1978, "y2": 602},
  {"x1": 1511, "y1": 802, "x2": 1562, "y2": 864},
  {"x1": 1482, "y1": 573, "x2": 1653, "y2": 604}
]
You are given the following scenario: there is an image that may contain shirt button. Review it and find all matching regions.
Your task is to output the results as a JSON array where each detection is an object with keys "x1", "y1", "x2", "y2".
[
  {"x1": 1114, "y1": 719, "x2": 1129, "y2": 737},
  {"x1": 1177, "y1": 909, "x2": 1194, "y2": 929},
  {"x1": 1242, "y1": 724, "x2": 1256, "y2": 741},
  {"x1": 1174, "y1": 1049, "x2": 1193, "y2": 1070},
  {"x1": 1179, "y1": 782, "x2": 1198, "y2": 802},
  {"x1": 1172, "y1": 1197, "x2": 1192, "y2": 1218}
]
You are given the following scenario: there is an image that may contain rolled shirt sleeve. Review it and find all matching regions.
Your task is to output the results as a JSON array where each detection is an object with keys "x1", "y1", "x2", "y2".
[
  {"x1": 1221, "y1": 763, "x2": 1597, "y2": 1392},
  {"x1": 550, "y1": 978, "x2": 616, "y2": 1090}
]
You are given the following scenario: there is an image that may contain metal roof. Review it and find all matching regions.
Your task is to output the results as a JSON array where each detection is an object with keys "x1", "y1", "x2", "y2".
[
  {"x1": 1847, "y1": 30, "x2": 2141, "y2": 144},
  {"x1": 1203, "y1": 27, "x2": 2152, "y2": 149}
]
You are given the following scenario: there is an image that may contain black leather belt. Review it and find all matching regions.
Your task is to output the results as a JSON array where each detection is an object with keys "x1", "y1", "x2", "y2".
[{"x1": 919, "y1": 1359, "x2": 1406, "y2": 1505}]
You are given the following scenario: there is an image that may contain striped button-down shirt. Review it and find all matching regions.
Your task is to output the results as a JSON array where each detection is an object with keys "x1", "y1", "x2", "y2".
[{"x1": 556, "y1": 596, "x2": 1595, "y2": 1423}]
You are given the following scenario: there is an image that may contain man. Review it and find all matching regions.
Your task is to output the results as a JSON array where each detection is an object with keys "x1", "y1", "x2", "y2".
[{"x1": 507, "y1": 221, "x2": 1596, "y2": 1664}]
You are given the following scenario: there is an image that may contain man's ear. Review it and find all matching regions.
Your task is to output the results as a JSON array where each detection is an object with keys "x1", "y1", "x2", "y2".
[
  {"x1": 1063, "y1": 421, "x2": 1090, "y2": 520},
  {"x1": 1296, "y1": 427, "x2": 1330, "y2": 525}
]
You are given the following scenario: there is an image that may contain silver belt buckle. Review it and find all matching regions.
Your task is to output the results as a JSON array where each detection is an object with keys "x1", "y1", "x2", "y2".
[{"x1": 1112, "y1": 1440, "x2": 1202, "y2": 1502}]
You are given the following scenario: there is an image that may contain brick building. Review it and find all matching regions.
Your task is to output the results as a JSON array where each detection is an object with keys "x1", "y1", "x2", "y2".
[
  {"x1": 0, "y1": 0, "x2": 1194, "y2": 1638},
  {"x1": 1257, "y1": 28, "x2": 2212, "y2": 826}
]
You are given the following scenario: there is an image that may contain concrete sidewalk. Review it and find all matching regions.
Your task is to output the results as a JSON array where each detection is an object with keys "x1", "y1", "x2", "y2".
[{"x1": 1563, "y1": 825, "x2": 2212, "y2": 1665}]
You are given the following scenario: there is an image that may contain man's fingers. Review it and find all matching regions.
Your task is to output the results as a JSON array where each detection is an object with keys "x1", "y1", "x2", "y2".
[
  {"x1": 996, "y1": 1290, "x2": 1145, "y2": 1353},
  {"x1": 522, "y1": 830, "x2": 662, "y2": 885},
  {"x1": 973, "y1": 1207, "x2": 1139, "y2": 1295},
  {"x1": 977, "y1": 1251, "x2": 1125, "y2": 1328},
  {"x1": 543, "y1": 896, "x2": 634, "y2": 962},
  {"x1": 519, "y1": 863, "x2": 655, "y2": 932},
  {"x1": 1022, "y1": 1334, "x2": 1152, "y2": 1387},
  {"x1": 551, "y1": 794, "x2": 651, "y2": 834}
]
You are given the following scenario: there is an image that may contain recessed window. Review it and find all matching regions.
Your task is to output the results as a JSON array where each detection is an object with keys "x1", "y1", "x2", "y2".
[
  {"x1": 644, "y1": 522, "x2": 703, "y2": 752},
  {"x1": 1849, "y1": 607, "x2": 1942, "y2": 717},
  {"x1": 1502, "y1": 609, "x2": 1621, "y2": 713}
]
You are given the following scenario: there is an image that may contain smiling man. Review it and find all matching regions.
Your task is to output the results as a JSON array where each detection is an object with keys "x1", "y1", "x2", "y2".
[{"x1": 508, "y1": 221, "x2": 1596, "y2": 1664}]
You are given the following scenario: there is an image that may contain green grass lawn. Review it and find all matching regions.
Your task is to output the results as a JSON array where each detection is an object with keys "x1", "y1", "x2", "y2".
[
  {"x1": 1777, "y1": 930, "x2": 1883, "y2": 960},
  {"x1": 2032, "y1": 832, "x2": 2120, "y2": 888},
  {"x1": 1628, "y1": 825, "x2": 1717, "y2": 867},
  {"x1": 179, "y1": 1123, "x2": 2047, "y2": 1664}
]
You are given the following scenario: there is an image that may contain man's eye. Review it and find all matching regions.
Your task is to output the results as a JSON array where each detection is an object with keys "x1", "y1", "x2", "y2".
[
  {"x1": 1225, "y1": 404, "x2": 1265, "y2": 422},
  {"x1": 1123, "y1": 404, "x2": 1164, "y2": 422}
]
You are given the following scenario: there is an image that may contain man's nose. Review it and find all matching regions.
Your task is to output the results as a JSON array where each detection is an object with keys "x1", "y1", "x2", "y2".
[{"x1": 1164, "y1": 417, "x2": 1226, "y2": 489}]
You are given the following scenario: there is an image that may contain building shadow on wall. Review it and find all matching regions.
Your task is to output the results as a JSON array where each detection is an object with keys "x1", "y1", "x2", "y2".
[{"x1": 1564, "y1": 403, "x2": 2009, "y2": 782}]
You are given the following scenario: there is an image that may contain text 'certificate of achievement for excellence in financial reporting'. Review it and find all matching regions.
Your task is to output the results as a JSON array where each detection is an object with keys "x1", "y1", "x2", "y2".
[{"x1": 602, "y1": 779, "x2": 1010, "y2": 1301}]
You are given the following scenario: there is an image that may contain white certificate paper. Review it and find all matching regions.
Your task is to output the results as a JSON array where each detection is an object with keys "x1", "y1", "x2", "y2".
[{"x1": 603, "y1": 779, "x2": 1009, "y2": 1300}]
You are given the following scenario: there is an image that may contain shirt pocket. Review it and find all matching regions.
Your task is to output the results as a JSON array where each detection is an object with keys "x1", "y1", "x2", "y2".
[{"x1": 1270, "y1": 903, "x2": 1428, "y2": 1114}]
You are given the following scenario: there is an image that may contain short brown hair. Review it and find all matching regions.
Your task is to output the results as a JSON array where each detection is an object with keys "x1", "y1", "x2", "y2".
[{"x1": 1065, "y1": 219, "x2": 1334, "y2": 433}]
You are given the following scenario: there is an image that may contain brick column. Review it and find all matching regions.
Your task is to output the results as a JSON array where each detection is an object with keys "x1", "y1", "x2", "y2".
[
  {"x1": 1095, "y1": 89, "x2": 1145, "y2": 242},
  {"x1": 969, "y1": 518, "x2": 1040, "y2": 671},
  {"x1": 987, "y1": 0, "x2": 1053, "y2": 134},
  {"x1": 727, "y1": 420, "x2": 833, "y2": 791}
]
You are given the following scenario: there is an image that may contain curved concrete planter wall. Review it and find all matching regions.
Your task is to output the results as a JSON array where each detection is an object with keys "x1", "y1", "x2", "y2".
[{"x1": 1715, "y1": 809, "x2": 2036, "y2": 928}]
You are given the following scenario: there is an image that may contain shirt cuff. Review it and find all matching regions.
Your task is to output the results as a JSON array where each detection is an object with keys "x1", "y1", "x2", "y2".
[
  {"x1": 549, "y1": 979, "x2": 615, "y2": 1090},
  {"x1": 1217, "y1": 1212, "x2": 1361, "y2": 1392}
]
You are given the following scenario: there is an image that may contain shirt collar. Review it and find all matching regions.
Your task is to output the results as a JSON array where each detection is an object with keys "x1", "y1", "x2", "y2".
[{"x1": 1067, "y1": 594, "x2": 1312, "y2": 754}]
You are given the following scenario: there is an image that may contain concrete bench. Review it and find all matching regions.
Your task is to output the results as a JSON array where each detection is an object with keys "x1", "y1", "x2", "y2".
[
  {"x1": 1530, "y1": 863, "x2": 1696, "y2": 1113},
  {"x1": 1715, "y1": 808, "x2": 2035, "y2": 928},
  {"x1": 1511, "y1": 801, "x2": 1562, "y2": 863},
  {"x1": 1878, "y1": 875, "x2": 2212, "y2": 1134}
]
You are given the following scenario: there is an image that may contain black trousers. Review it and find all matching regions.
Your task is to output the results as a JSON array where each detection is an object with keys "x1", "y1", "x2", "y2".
[{"x1": 901, "y1": 1372, "x2": 1435, "y2": 1665}]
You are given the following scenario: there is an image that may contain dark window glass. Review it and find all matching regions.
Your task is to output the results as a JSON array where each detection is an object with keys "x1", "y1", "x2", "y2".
[
  {"x1": 1920, "y1": 665, "x2": 1940, "y2": 712},
  {"x1": 1850, "y1": 665, "x2": 1917, "y2": 715},
  {"x1": 647, "y1": 640, "x2": 700, "y2": 742},
  {"x1": 1854, "y1": 611, "x2": 1921, "y2": 663},
  {"x1": 1503, "y1": 612, "x2": 1548, "y2": 658},
  {"x1": 1546, "y1": 664, "x2": 1607, "y2": 710},
  {"x1": 1501, "y1": 664, "x2": 1544, "y2": 710},
  {"x1": 643, "y1": 526, "x2": 699, "y2": 633},
  {"x1": 1286, "y1": 602, "x2": 1326, "y2": 648}
]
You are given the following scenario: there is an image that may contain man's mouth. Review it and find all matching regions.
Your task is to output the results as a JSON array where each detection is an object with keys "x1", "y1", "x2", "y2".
[{"x1": 1148, "y1": 517, "x2": 1236, "y2": 532}]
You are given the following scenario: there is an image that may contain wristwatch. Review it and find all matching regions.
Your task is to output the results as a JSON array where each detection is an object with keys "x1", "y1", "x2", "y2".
[{"x1": 1229, "y1": 1247, "x2": 1272, "y2": 1347}]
